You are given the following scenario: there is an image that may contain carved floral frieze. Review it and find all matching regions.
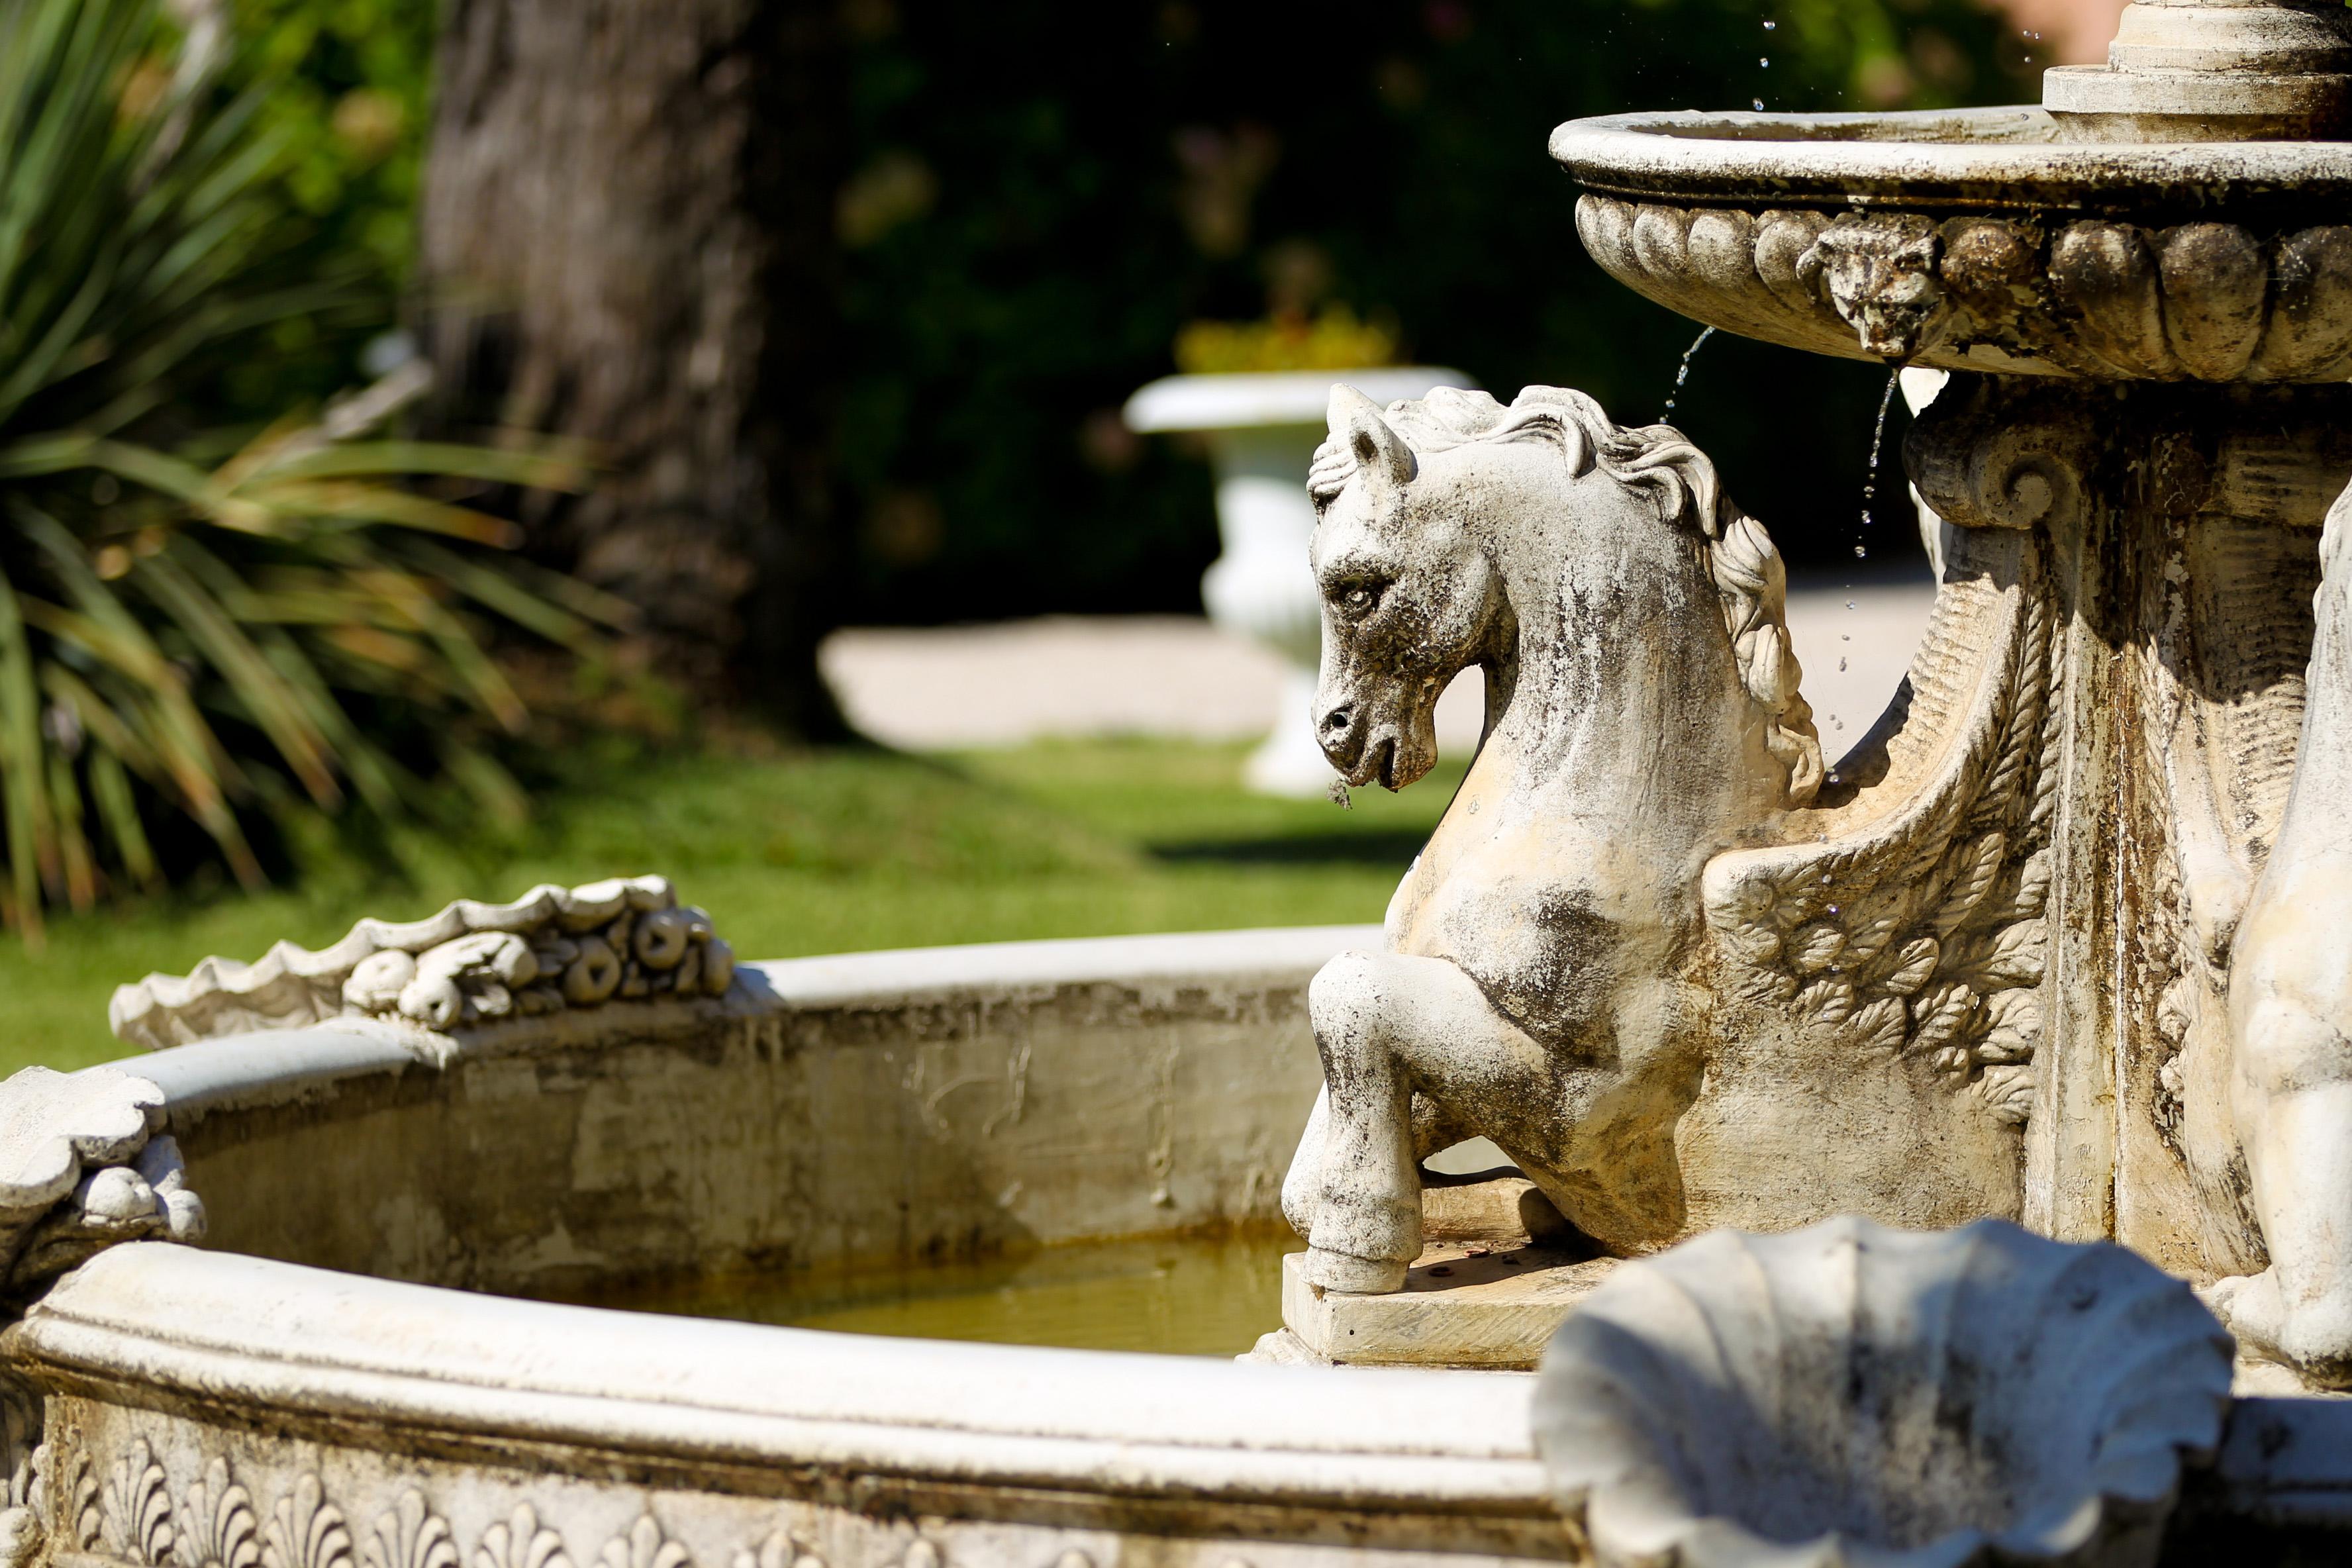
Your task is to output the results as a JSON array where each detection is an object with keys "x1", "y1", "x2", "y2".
[
  {"x1": 34, "y1": 1449, "x2": 873, "y2": 1568},
  {"x1": 1577, "y1": 195, "x2": 2352, "y2": 381},
  {"x1": 107, "y1": 876, "x2": 737, "y2": 1051}
]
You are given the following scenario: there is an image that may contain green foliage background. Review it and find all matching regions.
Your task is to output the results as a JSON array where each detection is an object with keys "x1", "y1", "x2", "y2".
[
  {"x1": 222, "y1": 0, "x2": 437, "y2": 412},
  {"x1": 832, "y1": 0, "x2": 2036, "y2": 621},
  {"x1": 237, "y1": 0, "x2": 2034, "y2": 616}
]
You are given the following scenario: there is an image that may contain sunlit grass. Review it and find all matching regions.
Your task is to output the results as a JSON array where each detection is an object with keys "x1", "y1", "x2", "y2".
[{"x1": 2, "y1": 736, "x2": 1463, "y2": 1075}]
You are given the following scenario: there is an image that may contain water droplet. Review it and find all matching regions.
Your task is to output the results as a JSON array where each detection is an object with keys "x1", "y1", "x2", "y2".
[
  {"x1": 1763, "y1": 18, "x2": 1777, "y2": 28},
  {"x1": 1853, "y1": 544, "x2": 1868, "y2": 558},
  {"x1": 1839, "y1": 657, "x2": 1848, "y2": 671},
  {"x1": 1752, "y1": 98, "x2": 1765, "y2": 111},
  {"x1": 1759, "y1": 55, "x2": 1770, "y2": 67},
  {"x1": 1846, "y1": 600, "x2": 1856, "y2": 610},
  {"x1": 1835, "y1": 718, "x2": 1845, "y2": 730},
  {"x1": 1827, "y1": 905, "x2": 1841, "y2": 915},
  {"x1": 1857, "y1": 369, "x2": 1898, "y2": 542},
  {"x1": 1841, "y1": 633, "x2": 1852, "y2": 642},
  {"x1": 1827, "y1": 771, "x2": 1841, "y2": 785},
  {"x1": 1661, "y1": 326, "x2": 1716, "y2": 420}
]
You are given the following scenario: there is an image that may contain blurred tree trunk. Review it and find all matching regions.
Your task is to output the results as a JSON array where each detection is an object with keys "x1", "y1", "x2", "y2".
[{"x1": 417, "y1": 0, "x2": 845, "y2": 731}]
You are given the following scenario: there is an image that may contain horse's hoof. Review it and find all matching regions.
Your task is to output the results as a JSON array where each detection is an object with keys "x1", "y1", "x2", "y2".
[{"x1": 1304, "y1": 1246, "x2": 1408, "y2": 1295}]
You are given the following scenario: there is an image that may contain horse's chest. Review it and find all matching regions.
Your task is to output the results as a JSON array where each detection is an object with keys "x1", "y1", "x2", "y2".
[{"x1": 1389, "y1": 814, "x2": 1680, "y2": 1042}]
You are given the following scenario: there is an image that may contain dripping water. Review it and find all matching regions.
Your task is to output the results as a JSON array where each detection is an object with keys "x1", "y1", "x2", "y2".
[
  {"x1": 1830, "y1": 369, "x2": 1903, "y2": 738},
  {"x1": 1661, "y1": 326, "x2": 1716, "y2": 421},
  {"x1": 1855, "y1": 369, "x2": 1899, "y2": 559}
]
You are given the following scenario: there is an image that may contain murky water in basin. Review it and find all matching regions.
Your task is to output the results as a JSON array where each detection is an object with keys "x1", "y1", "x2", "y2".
[{"x1": 567, "y1": 1228, "x2": 1296, "y2": 1357}]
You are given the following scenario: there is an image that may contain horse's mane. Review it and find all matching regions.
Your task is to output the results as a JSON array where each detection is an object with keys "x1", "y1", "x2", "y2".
[{"x1": 1314, "y1": 385, "x2": 1823, "y2": 807}]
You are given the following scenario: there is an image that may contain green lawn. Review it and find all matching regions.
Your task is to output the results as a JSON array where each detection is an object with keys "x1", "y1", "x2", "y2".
[{"x1": 3, "y1": 738, "x2": 1458, "y2": 1075}]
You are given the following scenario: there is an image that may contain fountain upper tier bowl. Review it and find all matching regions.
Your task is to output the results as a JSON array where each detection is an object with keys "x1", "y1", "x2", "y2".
[{"x1": 1549, "y1": 106, "x2": 2352, "y2": 376}]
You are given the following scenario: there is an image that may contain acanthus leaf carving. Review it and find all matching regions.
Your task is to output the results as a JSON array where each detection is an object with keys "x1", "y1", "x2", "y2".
[
  {"x1": 100, "y1": 1438, "x2": 173, "y2": 1567},
  {"x1": 262, "y1": 1475, "x2": 354, "y2": 1568},
  {"x1": 473, "y1": 1506, "x2": 571, "y2": 1568},
  {"x1": 362, "y1": 1492, "x2": 456, "y2": 1568},
  {"x1": 596, "y1": 1516, "x2": 688, "y2": 1568},
  {"x1": 728, "y1": 1530, "x2": 823, "y2": 1568},
  {"x1": 179, "y1": 1458, "x2": 260, "y2": 1568}
]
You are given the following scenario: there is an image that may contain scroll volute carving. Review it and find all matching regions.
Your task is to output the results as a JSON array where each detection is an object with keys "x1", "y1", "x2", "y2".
[{"x1": 1904, "y1": 377, "x2": 2092, "y2": 536}]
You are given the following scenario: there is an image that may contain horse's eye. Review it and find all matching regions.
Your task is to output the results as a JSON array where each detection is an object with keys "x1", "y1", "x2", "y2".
[{"x1": 1338, "y1": 581, "x2": 1386, "y2": 617}]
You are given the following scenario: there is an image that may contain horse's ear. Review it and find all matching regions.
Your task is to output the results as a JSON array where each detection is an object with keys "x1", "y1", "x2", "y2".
[{"x1": 1328, "y1": 385, "x2": 1416, "y2": 489}]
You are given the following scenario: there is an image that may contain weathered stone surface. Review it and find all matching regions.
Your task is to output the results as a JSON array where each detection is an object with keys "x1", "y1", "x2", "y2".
[
  {"x1": 1281, "y1": 383, "x2": 2046, "y2": 1294},
  {"x1": 2212, "y1": 475, "x2": 2352, "y2": 1387},
  {"x1": 108, "y1": 875, "x2": 734, "y2": 1049},
  {"x1": 1572, "y1": 195, "x2": 2352, "y2": 383},
  {"x1": 1532, "y1": 1217, "x2": 2234, "y2": 1568},
  {"x1": 1280, "y1": 1248, "x2": 1617, "y2": 1370},
  {"x1": 0, "y1": 1068, "x2": 201, "y2": 1306},
  {"x1": 1420, "y1": 1173, "x2": 1573, "y2": 1246}
]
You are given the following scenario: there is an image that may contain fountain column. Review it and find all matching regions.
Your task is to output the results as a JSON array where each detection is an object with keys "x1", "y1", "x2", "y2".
[
  {"x1": 1549, "y1": 0, "x2": 2352, "y2": 1379},
  {"x1": 1909, "y1": 379, "x2": 2352, "y2": 1275}
]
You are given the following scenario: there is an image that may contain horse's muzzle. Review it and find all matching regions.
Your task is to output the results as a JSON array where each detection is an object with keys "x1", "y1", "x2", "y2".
[{"x1": 1318, "y1": 704, "x2": 1369, "y2": 777}]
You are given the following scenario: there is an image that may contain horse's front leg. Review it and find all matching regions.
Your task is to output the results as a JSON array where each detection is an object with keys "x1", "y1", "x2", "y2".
[{"x1": 1288, "y1": 948, "x2": 1551, "y2": 1293}]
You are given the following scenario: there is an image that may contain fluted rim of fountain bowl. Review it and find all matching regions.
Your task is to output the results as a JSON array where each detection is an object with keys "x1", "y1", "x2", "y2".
[
  {"x1": 1527, "y1": 1216, "x2": 2237, "y2": 1568},
  {"x1": 1548, "y1": 105, "x2": 2352, "y2": 217}
]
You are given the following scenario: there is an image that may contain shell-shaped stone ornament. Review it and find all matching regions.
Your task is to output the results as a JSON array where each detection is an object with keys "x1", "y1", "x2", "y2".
[
  {"x1": 1530, "y1": 1216, "x2": 2233, "y2": 1568},
  {"x1": 108, "y1": 875, "x2": 740, "y2": 1047}
]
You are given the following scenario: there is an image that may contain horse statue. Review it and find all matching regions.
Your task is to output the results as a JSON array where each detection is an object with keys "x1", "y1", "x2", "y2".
[{"x1": 1281, "y1": 383, "x2": 2057, "y2": 1293}]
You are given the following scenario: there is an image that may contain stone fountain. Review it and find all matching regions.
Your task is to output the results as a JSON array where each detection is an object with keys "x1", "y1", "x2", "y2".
[
  {"x1": 12, "y1": 9, "x2": 2352, "y2": 1567},
  {"x1": 1264, "y1": 0, "x2": 2352, "y2": 1380}
]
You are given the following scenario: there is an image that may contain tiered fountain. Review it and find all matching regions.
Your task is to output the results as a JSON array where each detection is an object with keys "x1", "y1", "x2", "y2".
[{"x1": 9, "y1": 9, "x2": 2352, "y2": 1568}]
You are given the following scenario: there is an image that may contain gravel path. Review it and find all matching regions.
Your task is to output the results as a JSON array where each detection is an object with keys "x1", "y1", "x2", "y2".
[{"x1": 820, "y1": 572, "x2": 1937, "y2": 761}]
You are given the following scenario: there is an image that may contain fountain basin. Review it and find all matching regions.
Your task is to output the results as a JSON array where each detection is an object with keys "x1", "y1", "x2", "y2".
[
  {"x1": 1549, "y1": 108, "x2": 2352, "y2": 375},
  {"x1": 0, "y1": 927, "x2": 1584, "y2": 1568},
  {"x1": 7, "y1": 926, "x2": 2352, "y2": 1567}
]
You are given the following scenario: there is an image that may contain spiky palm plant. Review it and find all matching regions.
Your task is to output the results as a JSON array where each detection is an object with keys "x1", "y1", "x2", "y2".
[{"x1": 0, "y1": 0, "x2": 618, "y2": 939}]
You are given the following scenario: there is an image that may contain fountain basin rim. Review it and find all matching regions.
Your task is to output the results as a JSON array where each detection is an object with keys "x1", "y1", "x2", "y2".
[
  {"x1": 8, "y1": 1242, "x2": 1547, "y2": 1513},
  {"x1": 1550, "y1": 105, "x2": 2352, "y2": 217},
  {"x1": 7, "y1": 924, "x2": 1574, "y2": 1522},
  {"x1": 134, "y1": 923, "x2": 1385, "y2": 1116}
]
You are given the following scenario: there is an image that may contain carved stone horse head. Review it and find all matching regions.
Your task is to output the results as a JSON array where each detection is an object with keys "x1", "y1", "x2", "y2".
[{"x1": 1306, "y1": 383, "x2": 1822, "y2": 813}]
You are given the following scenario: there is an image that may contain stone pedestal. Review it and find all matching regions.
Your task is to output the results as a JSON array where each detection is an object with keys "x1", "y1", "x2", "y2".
[
  {"x1": 1252, "y1": 1170, "x2": 1615, "y2": 1371},
  {"x1": 1268, "y1": 1246, "x2": 1618, "y2": 1370},
  {"x1": 1906, "y1": 376, "x2": 2352, "y2": 1280}
]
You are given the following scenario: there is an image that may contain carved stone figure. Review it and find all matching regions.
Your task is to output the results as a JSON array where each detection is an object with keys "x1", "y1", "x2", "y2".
[
  {"x1": 1280, "y1": 384, "x2": 2052, "y2": 1291},
  {"x1": 2213, "y1": 476, "x2": 2352, "y2": 1385},
  {"x1": 108, "y1": 875, "x2": 736, "y2": 1050}
]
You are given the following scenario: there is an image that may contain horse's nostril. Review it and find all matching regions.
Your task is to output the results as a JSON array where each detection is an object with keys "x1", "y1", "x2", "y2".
[{"x1": 1322, "y1": 708, "x2": 1352, "y2": 736}]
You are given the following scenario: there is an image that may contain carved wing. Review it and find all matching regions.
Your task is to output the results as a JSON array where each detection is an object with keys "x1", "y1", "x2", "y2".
[{"x1": 1700, "y1": 524, "x2": 2059, "y2": 1124}]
